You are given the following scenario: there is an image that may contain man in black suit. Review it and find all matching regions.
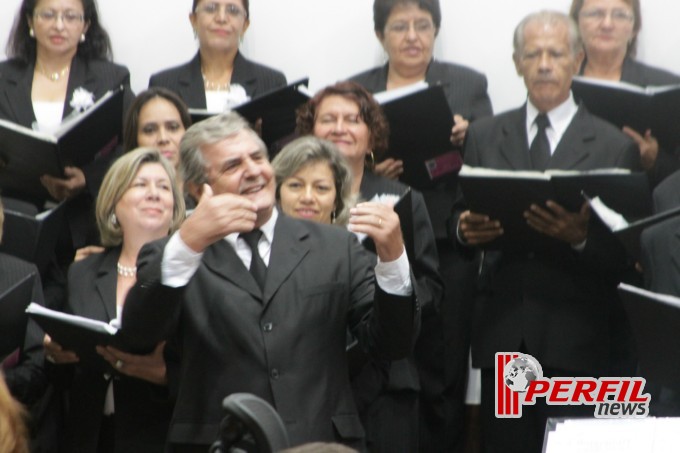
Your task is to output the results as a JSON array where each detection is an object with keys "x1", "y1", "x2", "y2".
[
  {"x1": 452, "y1": 11, "x2": 640, "y2": 453},
  {"x1": 120, "y1": 112, "x2": 420, "y2": 451}
]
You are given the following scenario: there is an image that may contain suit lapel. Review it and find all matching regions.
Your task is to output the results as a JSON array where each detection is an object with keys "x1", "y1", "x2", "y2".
[
  {"x1": 178, "y1": 53, "x2": 207, "y2": 108},
  {"x1": 203, "y1": 239, "x2": 262, "y2": 300},
  {"x1": 94, "y1": 249, "x2": 120, "y2": 322},
  {"x1": 499, "y1": 108, "x2": 532, "y2": 170},
  {"x1": 262, "y1": 215, "x2": 310, "y2": 308},
  {"x1": 2, "y1": 62, "x2": 36, "y2": 127},
  {"x1": 671, "y1": 229, "x2": 680, "y2": 279},
  {"x1": 231, "y1": 52, "x2": 261, "y2": 98},
  {"x1": 548, "y1": 106, "x2": 592, "y2": 170},
  {"x1": 63, "y1": 56, "x2": 96, "y2": 118}
]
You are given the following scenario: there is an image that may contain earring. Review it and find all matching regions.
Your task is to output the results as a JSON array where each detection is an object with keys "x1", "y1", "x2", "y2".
[
  {"x1": 331, "y1": 210, "x2": 337, "y2": 224},
  {"x1": 193, "y1": 29, "x2": 198, "y2": 39},
  {"x1": 110, "y1": 213, "x2": 118, "y2": 226},
  {"x1": 29, "y1": 28, "x2": 35, "y2": 38},
  {"x1": 365, "y1": 151, "x2": 376, "y2": 169},
  {"x1": 80, "y1": 33, "x2": 85, "y2": 43},
  {"x1": 239, "y1": 34, "x2": 244, "y2": 44}
]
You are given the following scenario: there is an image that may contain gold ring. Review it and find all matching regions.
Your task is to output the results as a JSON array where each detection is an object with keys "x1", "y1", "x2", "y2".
[
  {"x1": 46, "y1": 354, "x2": 55, "y2": 364},
  {"x1": 115, "y1": 359, "x2": 124, "y2": 370},
  {"x1": 378, "y1": 217, "x2": 383, "y2": 227}
]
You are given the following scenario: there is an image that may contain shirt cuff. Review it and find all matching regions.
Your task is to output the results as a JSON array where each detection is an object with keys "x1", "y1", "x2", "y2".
[
  {"x1": 161, "y1": 231, "x2": 204, "y2": 287},
  {"x1": 571, "y1": 238, "x2": 587, "y2": 252},
  {"x1": 375, "y1": 247, "x2": 412, "y2": 296}
]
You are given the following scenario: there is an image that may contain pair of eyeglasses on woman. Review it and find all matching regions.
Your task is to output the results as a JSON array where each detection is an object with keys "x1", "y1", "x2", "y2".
[
  {"x1": 195, "y1": 2, "x2": 246, "y2": 19},
  {"x1": 580, "y1": 8, "x2": 634, "y2": 23},
  {"x1": 385, "y1": 20, "x2": 434, "y2": 35},
  {"x1": 33, "y1": 9, "x2": 84, "y2": 25}
]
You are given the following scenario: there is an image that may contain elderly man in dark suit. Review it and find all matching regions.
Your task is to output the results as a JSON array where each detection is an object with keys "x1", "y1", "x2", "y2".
[
  {"x1": 452, "y1": 10, "x2": 640, "y2": 453},
  {"x1": 120, "y1": 112, "x2": 420, "y2": 452}
]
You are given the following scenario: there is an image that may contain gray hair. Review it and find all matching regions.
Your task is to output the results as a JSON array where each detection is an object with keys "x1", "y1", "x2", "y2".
[
  {"x1": 272, "y1": 136, "x2": 355, "y2": 226},
  {"x1": 180, "y1": 112, "x2": 267, "y2": 188},
  {"x1": 513, "y1": 10, "x2": 583, "y2": 57}
]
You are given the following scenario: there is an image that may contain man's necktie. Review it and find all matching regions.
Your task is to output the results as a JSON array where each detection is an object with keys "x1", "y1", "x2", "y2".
[
  {"x1": 530, "y1": 113, "x2": 551, "y2": 171},
  {"x1": 240, "y1": 229, "x2": 267, "y2": 290}
]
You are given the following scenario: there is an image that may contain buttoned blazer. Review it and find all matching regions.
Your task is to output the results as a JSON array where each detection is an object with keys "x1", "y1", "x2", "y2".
[
  {"x1": 461, "y1": 104, "x2": 641, "y2": 374},
  {"x1": 350, "y1": 60, "x2": 493, "y2": 239},
  {"x1": 148, "y1": 51, "x2": 287, "y2": 109},
  {"x1": 120, "y1": 214, "x2": 420, "y2": 448},
  {"x1": 60, "y1": 248, "x2": 172, "y2": 453}
]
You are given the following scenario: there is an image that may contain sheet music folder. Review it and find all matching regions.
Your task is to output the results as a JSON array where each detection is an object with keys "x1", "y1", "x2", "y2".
[
  {"x1": 0, "y1": 198, "x2": 66, "y2": 275},
  {"x1": 26, "y1": 303, "x2": 153, "y2": 372},
  {"x1": 571, "y1": 76, "x2": 680, "y2": 149},
  {"x1": 0, "y1": 87, "x2": 124, "y2": 199},
  {"x1": 190, "y1": 78, "x2": 311, "y2": 151},
  {"x1": 0, "y1": 272, "x2": 36, "y2": 360},
  {"x1": 618, "y1": 283, "x2": 680, "y2": 388},
  {"x1": 588, "y1": 197, "x2": 680, "y2": 261},
  {"x1": 376, "y1": 84, "x2": 455, "y2": 190},
  {"x1": 459, "y1": 165, "x2": 651, "y2": 251}
]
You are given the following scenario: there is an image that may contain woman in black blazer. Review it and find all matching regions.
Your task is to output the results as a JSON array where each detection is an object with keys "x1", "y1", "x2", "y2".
[
  {"x1": 570, "y1": 0, "x2": 680, "y2": 185},
  {"x1": 297, "y1": 82, "x2": 444, "y2": 453},
  {"x1": 43, "y1": 148, "x2": 185, "y2": 452},
  {"x1": 149, "y1": 0, "x2": 286, "y2": 111}
]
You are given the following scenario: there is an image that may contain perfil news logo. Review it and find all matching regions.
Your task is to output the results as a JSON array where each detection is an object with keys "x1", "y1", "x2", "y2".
[{"x1": 495, "y1": 353, "x2": 650, "y2": 419}]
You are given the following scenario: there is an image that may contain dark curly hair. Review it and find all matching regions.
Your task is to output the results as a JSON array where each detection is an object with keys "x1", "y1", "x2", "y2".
[
  {"x1": 373, "y1": 0, "x2": 441, "y2": 37},
  {"x1": 296, "y1": 81, "x2": 390, "y2": 160},
  {"x1": 6, "y1": 0, "x2": 113, "y2": 64}
]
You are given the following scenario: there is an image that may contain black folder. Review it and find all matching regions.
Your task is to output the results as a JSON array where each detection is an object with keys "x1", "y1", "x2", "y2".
[
  {"x1": 378, "y1": 85, "x2": 455, "y2": 190},
  {"x1": 0, "y1": 198, "x2": 66, "y2": 275},
  {"x1": 0, "y1": 272, "x2": 36, "y2": 360},
  {"x1": 0, "y1": 87, "x2": 124, "y2": 199},
  {"x1": 459, "y1": 166, "x2": 651, "y2": 251},
  {"x1": 618, "y1": 283, "x2": 680, "y2": 388},
  {"x1": 26, "y1": 303, "x2": 153, "y2": 372},
  {"x1": 190, "y1": 79, "x2": 311, "y2": 153},
  {"x1": 571, "y1": 76, "x2": 680, "y2": 150},
  {"x1": 589, "y1": 199, "x2": 680, "y2": 261}
]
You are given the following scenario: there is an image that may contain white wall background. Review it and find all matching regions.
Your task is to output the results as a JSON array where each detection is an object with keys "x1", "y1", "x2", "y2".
[{"x1": 1, "y1": 0, "x2": 678, "y2": 113}]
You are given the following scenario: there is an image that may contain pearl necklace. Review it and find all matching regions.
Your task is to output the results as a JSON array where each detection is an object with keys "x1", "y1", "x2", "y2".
[
  {"x1": 117, "y1": 262, "x2": 137, "y2": 278},
  {"x1": 37, "y1": 61, "x2": 70, "y2": 82},
  {"x1": 202, "y1": 72, "x2": 231, "y2": 92}
]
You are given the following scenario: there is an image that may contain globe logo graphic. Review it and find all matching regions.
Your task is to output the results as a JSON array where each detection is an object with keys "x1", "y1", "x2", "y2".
[{"x1": 504, "y1": 354, "x2": 543, "y2": 393}]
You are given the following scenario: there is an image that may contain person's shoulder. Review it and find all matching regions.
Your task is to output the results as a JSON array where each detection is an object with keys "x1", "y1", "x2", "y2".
[
  {"x1": 0, "y1": 58, "x2": 28, "y2": 78},
  {"x1": 470, "y1": 106, "x2": 520, "y2": 130},
  {"x1": 68, "y1": 248, "x2": 114, "y2": 276},
  {"x1": 238, "y1": 54, "x2": 285, "y2": 79},
  {"x1": 149, "y1": 58, "x2": 195, "y2": 83},
  {"x1": 0, "y1": 252, "x2": 37, "y2": 275},
  {"x1": 429, "y1": 60, "x2": 487, "y2": 81},
  {"x1": 624, "y1": 58, "x2": 680, "y2": 86}
]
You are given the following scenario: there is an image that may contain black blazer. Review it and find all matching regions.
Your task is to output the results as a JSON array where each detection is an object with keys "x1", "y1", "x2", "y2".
[
  {"x1": 148, "y1": 51, "x2": 287, "y2": 109},
  {"x1": 652, "y1": 169, "x2": 680, "y2": 213},
  {"x1": 121, "y1": 214, "x2": 420, "y2": 448},
  {"x1": 58, "y1": 248, "x2": 172, "y2": 453},
  {"x1": 459, "y1": 104, "x2": 641, "y2": 374},
  {"x1": 349, "y1": 60, "x2": 493, "y2": 239},
  {"x1": 641, "y1": 216, "x2": 680, "y2": 296}
]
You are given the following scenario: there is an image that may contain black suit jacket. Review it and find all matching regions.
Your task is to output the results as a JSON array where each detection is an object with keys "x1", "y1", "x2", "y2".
[
  {"x1": 641, "y1": 216, "x2": 680, "y2": 296},
  {"x1": 652, "y1": 170, "x2": 680, "y2": 213},
  {"x1": 349, "y1": 60, "x2": 493, "y2": 239},
  {"x1": 148, "y1": 51, "x2": 287, "y2": 109},
  {"x1": 459, "y1": 103, "x2": 640, "y2": 374},
  {"x1": 121, "y1": 214, "x2": 420, "y2": 448},
  {"x1": 56, "y1": 248, "x2": 172, "y2": 453}
]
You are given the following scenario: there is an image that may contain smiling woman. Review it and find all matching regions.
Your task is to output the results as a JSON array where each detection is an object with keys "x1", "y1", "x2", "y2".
[{"x1": 149, "y1": 0, "x2": 286, "y2": 113}]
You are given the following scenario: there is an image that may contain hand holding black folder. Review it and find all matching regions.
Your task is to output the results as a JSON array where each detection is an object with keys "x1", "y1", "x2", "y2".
[
  {"x1": 0, "y1": 87, "x2": 124, "y2": 199},
  {"x1": 458, "y1": 165, "x2": 651, "y2": 251}
]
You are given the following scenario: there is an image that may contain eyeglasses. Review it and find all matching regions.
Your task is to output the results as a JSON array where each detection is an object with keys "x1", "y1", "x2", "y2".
[
  {"x1": 385, "y1": 19, "x2": 434, "y2": 35},
  {"x1": 33, "y1": 9, "x2": 84, "y2": 25},
  {"x1": 195, "y1": 2, "x2": 246, "y2": 19},
  {"x1": 580, "y1": 8, "x2": 634, "y2": 23}
]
